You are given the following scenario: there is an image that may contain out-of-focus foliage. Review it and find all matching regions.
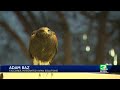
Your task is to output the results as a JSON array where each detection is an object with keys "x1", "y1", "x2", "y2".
[{"x1": 0, "y1": 11, "x2": 120, "y2": 65}]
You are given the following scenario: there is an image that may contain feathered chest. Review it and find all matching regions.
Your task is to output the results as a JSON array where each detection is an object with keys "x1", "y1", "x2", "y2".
[{"x1": 29, "y1": 32, "x2": 57, "y2": 62}]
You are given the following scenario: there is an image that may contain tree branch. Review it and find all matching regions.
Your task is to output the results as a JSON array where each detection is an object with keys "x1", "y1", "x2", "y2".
[
  {"x1": 80, "y1": 11, "x2": 96, "y2": 19},
  {"x1": 0, "y1": 21, "x2": 30, "y2": 60},
  {"x1": 14, "y1": 11, "x2": 32, "y2": 36},
  {"x1": 27, "y1": 11, "x2": 39, "y2": 29},
  {"x1": 55, "y1": 11, "x2": 72, "y2": 64}
]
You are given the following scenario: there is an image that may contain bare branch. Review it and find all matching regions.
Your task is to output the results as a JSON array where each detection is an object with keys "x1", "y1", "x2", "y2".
[
  {"x1": 14, "y1": 11, "x2": 32, "y2": 36},
  {"x1": 55, "y1": 11, "x2": 72, "y2": 64},
  {"x1": 40, "y1": 11, "x2": 48, "y2": 26},
  {"x1": 0, "y1": 21, "x2": 30, "y2": 60},
  {"x1": 27, "y1": 11, "x2": 39, "y2": 29},
  {"x1": 80, "y1": 11, "x2": 96, "y2": 19},
  {"x1": 55, "y1": 11, "x2": 69, "y2": 32}
]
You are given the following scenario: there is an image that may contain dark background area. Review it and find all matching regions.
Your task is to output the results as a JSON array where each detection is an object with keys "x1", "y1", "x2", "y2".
[{"x1": 0, "y1": 11, "x2": 120, "y2": 65}]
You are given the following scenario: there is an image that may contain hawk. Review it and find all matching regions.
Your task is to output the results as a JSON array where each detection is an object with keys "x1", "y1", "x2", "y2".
[{"x1": 29, "y1": 27, "x2": 58, "y2": 65}]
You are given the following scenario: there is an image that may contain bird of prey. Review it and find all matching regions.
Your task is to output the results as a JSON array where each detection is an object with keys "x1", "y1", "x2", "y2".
[{"x1": 28, "y1": 27, "x2": 58, "y2": 78}]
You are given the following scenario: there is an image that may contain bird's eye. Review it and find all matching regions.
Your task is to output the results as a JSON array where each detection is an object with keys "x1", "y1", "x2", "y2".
[
  {"x1": 32, "y1": 32, "x2": 34, "y2": 35},
  {"x1": 31, "y1": 31, "x2": 36, "y2": 36},
  {"x1": 48, "y1": 29, "x2": 51, "y2": 32},
  {"x1": 32, "y1": 32, "x2": 35, "y2": 35}
]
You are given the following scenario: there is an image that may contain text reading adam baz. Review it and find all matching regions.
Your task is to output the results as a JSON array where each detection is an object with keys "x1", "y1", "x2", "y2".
[{"x1": 9, "y1": 66, "x2": 30, "y2": 72}]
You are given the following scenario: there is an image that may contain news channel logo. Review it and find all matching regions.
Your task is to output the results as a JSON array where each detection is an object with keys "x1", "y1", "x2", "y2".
[{"x1": 100, "y1": 64, "x2": 108, "y2": 73}]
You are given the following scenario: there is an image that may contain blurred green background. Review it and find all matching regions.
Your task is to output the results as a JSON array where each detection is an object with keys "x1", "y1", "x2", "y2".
[{"x1": 0, "y1": 11, "x2": 120, "y2": 65}]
